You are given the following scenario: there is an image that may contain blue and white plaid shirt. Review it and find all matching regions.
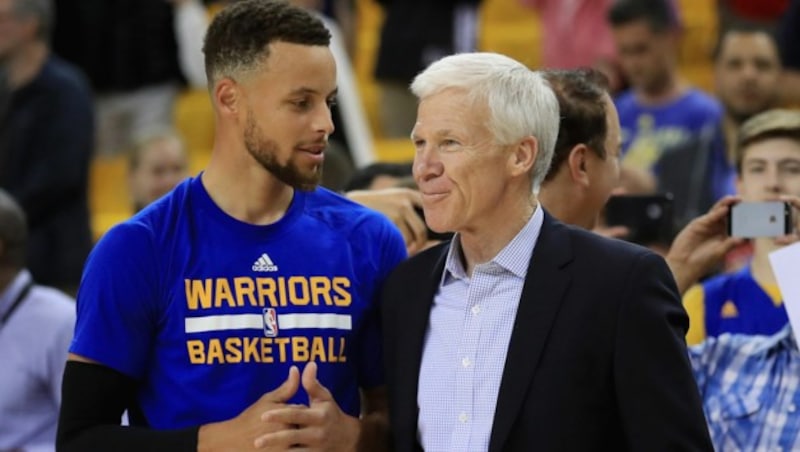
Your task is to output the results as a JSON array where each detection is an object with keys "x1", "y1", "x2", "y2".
[
  {"x1": 417, "y1": 205, "x2": 543, "y2": 452},
  {"x1": 690, "y1": 325, "x2": 800, "y2": 451}
]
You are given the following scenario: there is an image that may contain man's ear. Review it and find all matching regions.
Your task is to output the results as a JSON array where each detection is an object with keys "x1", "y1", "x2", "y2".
[
  {"x1": 567, "y1": 144, "x2": 591, "y2": 187},
  {"x1": 509, "y1": 135, "x2": 538, "y2": 178},
  {"x1": 213, "y1": 78, "x2": 242, "y2": 118}
]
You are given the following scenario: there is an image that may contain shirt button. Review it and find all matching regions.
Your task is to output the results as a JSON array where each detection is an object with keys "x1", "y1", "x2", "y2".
[
  {"x1": 459, "y1": 412, "x2": 469, "y2": 423},
  {"x1": 461, "y1": 357, "x2": 471, "y2": 368},
  {"x1": 471, "y1": 305, "x2": 481, "y2": 315}
]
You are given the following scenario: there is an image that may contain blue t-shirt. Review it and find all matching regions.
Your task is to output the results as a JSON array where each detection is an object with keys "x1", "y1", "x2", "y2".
[
  {"x1": 70, "y1": 176, "x2": 406, "y2": 429},
  {"x1": 615, "y1": 88, "x2": 723, "y2": 172},
  {"x1": 701, "y1": 265, "x2": 788, "y2": 339}
]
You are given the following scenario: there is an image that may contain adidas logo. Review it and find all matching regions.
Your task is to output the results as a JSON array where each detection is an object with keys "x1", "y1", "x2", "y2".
[{"x1": 252, "y1": 253, "x2": 278, "y2": 272}]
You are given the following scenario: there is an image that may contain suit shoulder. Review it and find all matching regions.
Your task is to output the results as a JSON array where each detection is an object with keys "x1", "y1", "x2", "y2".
[{"x1": 563, "y1": 224, "x2": 654, "y2": 263}]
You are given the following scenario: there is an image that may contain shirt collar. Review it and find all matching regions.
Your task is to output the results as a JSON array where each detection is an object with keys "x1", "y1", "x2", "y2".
[
  {"x1": 441, "y1": 204, "x2": 544, "y2": 285},
  {"x1": 0, "y1": 269, "x2": 32, "y2": 318}
]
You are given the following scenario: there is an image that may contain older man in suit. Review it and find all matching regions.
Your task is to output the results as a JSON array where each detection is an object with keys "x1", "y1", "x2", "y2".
[{"x1": 380, "y1": 53, "x2": 713, "y2": 452}]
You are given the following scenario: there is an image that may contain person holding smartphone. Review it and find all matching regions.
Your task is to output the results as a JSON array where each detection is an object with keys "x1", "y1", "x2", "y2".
[{"x1": 683, "y1": 109, "x2": 800, "y2": 346}]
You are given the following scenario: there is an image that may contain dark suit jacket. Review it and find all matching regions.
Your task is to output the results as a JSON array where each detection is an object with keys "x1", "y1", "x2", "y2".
[{"x1": 381, "y1": 213, "x2": 713, "y2": 452}]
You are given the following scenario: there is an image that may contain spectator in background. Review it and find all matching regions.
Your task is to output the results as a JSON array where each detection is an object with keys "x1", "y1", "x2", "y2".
[
  {"x1": 0, "y1": 189, "x2": 75, "y2": 452},
  {"x1": 608, "y1": 0, "x2": 723, "y2": 177},
  {"x1": 778, "y1": 0, "x2": 800, "y2": 105},
  {"x1": 683, "y1": 109, "x2": 800, "y2": 346},
  {"x1": 52, "y1": 0, "x2": 207, "y2": 156},
  {"x1": 518, "y1": 0, "x2": 621, "y2": 90},
  {"x1": 0, "y1": 0, "x2": 93, "y2": 294},
  {"x1": 373, "y1": 0, "x2": 482, "y2": 138},
  {"x1": 540, "y1": 68, "x2": 743, "y2": 295},
  {"x1": 127, "y1": 129, "x2": 189, "y2": 213}
]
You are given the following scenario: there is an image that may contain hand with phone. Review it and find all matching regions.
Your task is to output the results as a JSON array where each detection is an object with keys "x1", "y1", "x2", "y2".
[
  {"x1": 775, "y1": 195, "x2": 800, "y2": 245},
  {"x1": 727, "y1": 200, "x2": 794, "y2": 238}
]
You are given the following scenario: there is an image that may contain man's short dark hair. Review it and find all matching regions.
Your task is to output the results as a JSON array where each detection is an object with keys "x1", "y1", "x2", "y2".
[
  {"x1": 203, "y1": 0, "x2": 331, "y2": 84},
  {"x1": 543, "y1": 68, "x2": 610, "y2": 182},
  {"x1": 608, "y1": 0, "x2": 676, "y2": 33},
  {"x1": 12, "y1": 0, "x2": 52, "y2": 41},
  {"x1": 0, "y1": 189, "x2": 28, "y2": 269},
  {"x1": 712, "y1": 25, "x2": 780, "y2": 62}
]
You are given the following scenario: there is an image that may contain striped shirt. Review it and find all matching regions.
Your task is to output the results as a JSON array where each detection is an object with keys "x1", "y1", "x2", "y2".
[
  {"x1": 690, "y1": 326, "x2": 800, "y2": 451},
  {"x1": 417, "y1": 205, "x2": 544, "y2": 452}
]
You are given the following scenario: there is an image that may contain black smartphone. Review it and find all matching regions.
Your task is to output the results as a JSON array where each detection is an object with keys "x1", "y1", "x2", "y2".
[
  {"x1": 604, "y1": 193, "x2": 675, "y2": 245},
  {"x1": 414, "y1": 206, "x2": 455, "y2": 241},
  {"x1": 728, "y1": 201, "x2": 792, "y2": 238}
]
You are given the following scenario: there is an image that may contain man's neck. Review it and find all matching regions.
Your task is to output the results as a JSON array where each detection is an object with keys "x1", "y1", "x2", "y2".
[
  {"x1": 635, "y1": 74, "x2": 685, "y2": 106},
  {"x1": 0, "y1": 267, "x2": 20, "y2": 294},
  {"x1": 5, "y1": 41, "x2": 48, "y2": 90},
  {"x1": 722, "y1": 114, "x2": 740, "y2": 164},
  {"x1": 458, "y1": 194, "x2": 536, "y2": 277},
  {"x1": 202, "y1": 140, "x2": 297, "y2": 225},
  {"x1": 539, "y1": 180, "x2": 593, "y2": 229},
  {"x1": 751, "y1": 239, "x2": 780, "y2": 286}
]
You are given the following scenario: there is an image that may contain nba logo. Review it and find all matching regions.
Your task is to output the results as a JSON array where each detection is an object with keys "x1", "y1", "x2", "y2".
[{"x1": 263, "y1": 308, "x2": 278, "y2": 337}]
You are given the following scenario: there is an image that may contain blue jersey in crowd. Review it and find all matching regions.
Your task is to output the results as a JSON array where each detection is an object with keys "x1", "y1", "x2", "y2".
[{"x1": 70, "y1": 175, "x2": 406, "y2": 429}]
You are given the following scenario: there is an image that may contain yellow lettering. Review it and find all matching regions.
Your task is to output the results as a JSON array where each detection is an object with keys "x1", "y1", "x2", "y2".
[
  {"x1": 292, "y1": 336, "x2": 309, "y2": 362},
  {"x1": 338, "y1": 337, "x2": 346, "y2": 362},
  {"x1": 289, "y1": 276, "x2": 310, "y2": 306},
  {"x1": 275, "y1": 337, "x2": 290, "y2": 362},
  {"x1": 310, "y1": 336, "x2": 326, "y2": 362},
  {"x1": 327, "y1": 336, "x2": 338, "y2": 363},
  {"x1": 184, "y1": 279, "x2": 212, "y2": 310},
  {"x1": 214, "y1": 278, "x2": 236, "y2": 308},
  {"x1": 260, "y1": 338, "x2": 274, "y2": 363},
  {"x1": 243, "y1": 337, "x2": 260, "y2": 363},
  {"x1": 234, "y1": 277, "x2": 257, "y2": 307},
  {"x1": 257, "y1": 278, "x2": 279, "y2": 308},
  {"x1": 310, "y1": 277, "x2": 333, "y2": 306},
  {"x1": 332, "y1": 277, "x2": 351, "y2": 307},
  {"x1": 187, "y1": 340, "x2": 205, "y2": 363},
  {"x1": 207, "y1": 339, "x2": 224, "y2": 364},
  {"x1": 225, "y1": 337, "x2": 242, "y2": 363},
  {"x1": 278, "y1": 277, "x2": 288, "y2": 307}
]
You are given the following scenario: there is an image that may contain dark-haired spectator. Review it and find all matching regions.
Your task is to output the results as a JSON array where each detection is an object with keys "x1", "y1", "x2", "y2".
[
  {"x1": 57, "y1": 2, "x2": 404, "y2": 450},
  {"x1": 0, "y1": 0, "x2": 94, "y2": 294},
  {"x1": 608, "y1": 0, "x2": 724, "y2": 186},
  {"x1": 0, "y1": 188, "x2": 75, "y2": 451}
]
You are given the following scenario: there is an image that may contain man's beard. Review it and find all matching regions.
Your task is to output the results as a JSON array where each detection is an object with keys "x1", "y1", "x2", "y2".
[{"x1": 243, "y1": 113, "x2": 323, "y2": 192}]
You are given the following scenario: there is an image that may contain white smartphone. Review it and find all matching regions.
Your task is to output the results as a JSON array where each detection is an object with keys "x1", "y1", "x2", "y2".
[{"x1": 728, "y1": 201, "x2": 792, "y2": 238}]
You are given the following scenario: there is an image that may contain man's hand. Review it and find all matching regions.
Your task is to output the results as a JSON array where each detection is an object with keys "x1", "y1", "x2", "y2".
[
  {"x1": 665, "y1": 196, "x2": 745, "y2": 295},
  {"x1": 776, "y1": 194, "x2": 800, "y2": 245},
  {"x1": 255, "y1": 362, "x2": 360, "y2": 451},
  {"x1": 346, "y1": 188, "x2": 427, "y2": 255},
  {"x1": 198, "y1": 366, "x2": 301, "y2": 452}
]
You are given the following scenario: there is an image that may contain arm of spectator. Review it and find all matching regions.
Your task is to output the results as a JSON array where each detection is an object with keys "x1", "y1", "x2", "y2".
[
  {"x1": 592, "y1": 225, "x2": 630, "y2": 239},
  {"x1": 665, "y1": 195, "x2": 744, "y2": 295},
  {"x1": 171, "y1": 0, "x2": 209, "y2": 88},
  {"x1": 256, "y1": 362, "x2": 390, "y2": 451},
  {"x1": 346, "y1": 188, "x2": 428, "y2": 255},
  {"x1": 58, "y1": 355, "x2": 302, "y2": 452}
]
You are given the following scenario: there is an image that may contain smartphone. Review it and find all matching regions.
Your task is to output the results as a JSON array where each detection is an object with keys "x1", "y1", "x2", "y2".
[
  {"x1": 414, "y1": 206, "x2": 455, "y2": 241},
  {"x1": 728, "y1": 201, "x2": 792, "y2": 238},
  {"x1": 604, "y1": 194, "x2": 675, "y2": 245}
]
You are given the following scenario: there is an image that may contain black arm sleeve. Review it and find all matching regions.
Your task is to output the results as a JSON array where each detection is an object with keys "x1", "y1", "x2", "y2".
[{"x1": 57, "y1": 361, "x2": 199, "y2": 452}]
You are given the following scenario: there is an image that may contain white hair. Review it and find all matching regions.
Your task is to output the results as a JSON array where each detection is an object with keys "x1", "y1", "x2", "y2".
[{"x1": 410, "y1": 52, "x2": 560, "y2": 190}]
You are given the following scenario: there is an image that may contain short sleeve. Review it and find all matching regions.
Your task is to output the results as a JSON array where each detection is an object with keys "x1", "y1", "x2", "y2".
[{"x1": 69, "y1": 222, "x2": 161, "y2": 380}]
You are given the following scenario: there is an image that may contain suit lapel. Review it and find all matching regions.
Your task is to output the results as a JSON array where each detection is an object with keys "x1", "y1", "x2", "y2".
[
  {"x1": 395, "y1": 244, "x2": 449, "y2": 451},
  {"x1": 489, "y1": 214, "x2": 574, "y2": 452}
]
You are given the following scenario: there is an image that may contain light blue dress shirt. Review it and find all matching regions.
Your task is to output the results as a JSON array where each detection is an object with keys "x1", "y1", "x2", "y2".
[
  {"x1": 691, "y1": 325, "x2": 800, "y2": 452},
  {"x1": 0, "y1": 270, "x2": 75, "y2": 451},
  {"x1": 417, "y1": 205, "x2": 544, "y2": 452}
]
